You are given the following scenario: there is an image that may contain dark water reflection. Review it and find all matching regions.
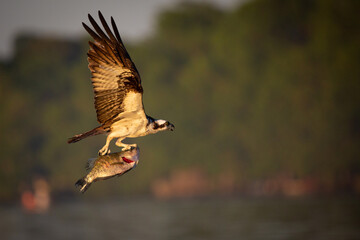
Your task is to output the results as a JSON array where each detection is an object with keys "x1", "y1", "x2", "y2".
[{"x1": 1, "y1": 196, "x2": 359, "y2": 240}]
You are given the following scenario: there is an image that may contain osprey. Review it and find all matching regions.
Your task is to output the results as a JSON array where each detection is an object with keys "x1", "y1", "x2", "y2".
[{"x1": 68, "y1": 11, "x2": 174, "y2": 155}]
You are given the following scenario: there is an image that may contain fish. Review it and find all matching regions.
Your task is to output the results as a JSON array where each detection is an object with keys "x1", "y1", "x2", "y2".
[{"x1": 75, "y1": 147, "x2": 140, "y2": 193}]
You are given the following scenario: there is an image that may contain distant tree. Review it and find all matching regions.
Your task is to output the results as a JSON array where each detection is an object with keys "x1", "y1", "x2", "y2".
[{"x1": 0, "y1": 0, "x2": 359, "y2": 200}]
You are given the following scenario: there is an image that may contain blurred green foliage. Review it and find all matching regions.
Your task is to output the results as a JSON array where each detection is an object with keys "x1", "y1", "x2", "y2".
[{"x1": 0, "y1": 0, "x2": 359, "y2": 200}]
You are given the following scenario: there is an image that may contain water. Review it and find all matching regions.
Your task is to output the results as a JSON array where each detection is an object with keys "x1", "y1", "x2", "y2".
[{"x1": 1, "y1": 196, "x2": 359, "y2": 240}]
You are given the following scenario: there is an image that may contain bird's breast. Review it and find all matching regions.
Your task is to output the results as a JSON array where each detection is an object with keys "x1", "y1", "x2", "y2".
[{"x1": 110, "y1": 114, "x2": 148, "y2": 138}]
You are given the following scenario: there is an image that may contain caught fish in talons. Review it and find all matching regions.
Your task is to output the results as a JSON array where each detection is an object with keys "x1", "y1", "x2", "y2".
[{"x1": 75, "y1": 147, "x2": 140, "y2": 193}]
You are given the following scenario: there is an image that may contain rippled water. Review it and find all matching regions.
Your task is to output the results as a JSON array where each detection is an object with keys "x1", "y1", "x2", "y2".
[{"x1": 1, "y1": 197, "x2": 359, "y2": 240}]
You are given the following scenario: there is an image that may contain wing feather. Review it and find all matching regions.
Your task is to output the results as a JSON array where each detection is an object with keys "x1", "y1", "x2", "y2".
[
  {"x1": 83, "y1": 11, "x2": 144, "y2": 128},
  {"x1": 111, "y1": 16, "x2": 140, "y2": 78},
  {"x1": 88, "y1": 14, "x2": 112, "y2": 46},
  {"x1": 99, "y1": 12, "x2": 118, "y2": 46}
]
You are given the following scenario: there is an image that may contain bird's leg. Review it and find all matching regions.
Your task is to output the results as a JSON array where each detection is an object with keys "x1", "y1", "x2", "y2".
[
  {"x1": 115, "y1": 138, "x2": 137, "y2": 151},
  {"x1": 98, "y1": 134, "x2": 114, "y2": 156}
]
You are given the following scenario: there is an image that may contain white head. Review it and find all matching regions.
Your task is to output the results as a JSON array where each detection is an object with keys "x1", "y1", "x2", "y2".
[{"x1": 146, "y1": 116, "x2": 175, "y2": 134}]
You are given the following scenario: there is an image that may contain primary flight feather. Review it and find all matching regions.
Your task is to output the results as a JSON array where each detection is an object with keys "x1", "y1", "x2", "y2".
[{"x1": 68, "y1": 11, "x2": 174, "y2": 155}]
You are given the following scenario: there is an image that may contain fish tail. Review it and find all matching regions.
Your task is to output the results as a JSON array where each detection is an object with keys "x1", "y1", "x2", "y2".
[
  {"x1": 67, "y1": 126, "x2": 105, "y2": 144},
  {"x1": 75, "y1": 178, "x2": 91, "y2": 193}
]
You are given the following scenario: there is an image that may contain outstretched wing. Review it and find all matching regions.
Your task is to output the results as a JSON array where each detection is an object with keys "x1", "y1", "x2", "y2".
[{"x1": 83, "y1": 11, "x2": 144, "y2": 129}]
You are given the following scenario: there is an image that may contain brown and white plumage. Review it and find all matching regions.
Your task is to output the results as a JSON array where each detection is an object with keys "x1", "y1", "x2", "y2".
[{"x1": 68, "y1": 11, "x2": 174, "y2": 155}]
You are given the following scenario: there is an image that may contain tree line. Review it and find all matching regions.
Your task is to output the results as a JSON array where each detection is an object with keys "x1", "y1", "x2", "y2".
[{"x1": 0, "y1": 0, "x2": 359, "y2": 200}]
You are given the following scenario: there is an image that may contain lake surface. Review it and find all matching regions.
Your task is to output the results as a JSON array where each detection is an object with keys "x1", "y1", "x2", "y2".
[{"x1": 1, "y1": 196, "x2": 359, "y2": 240}]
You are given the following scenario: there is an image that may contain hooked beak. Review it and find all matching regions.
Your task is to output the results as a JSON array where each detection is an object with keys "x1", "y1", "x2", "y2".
[{"x1": 168, "y1": 123, "x2": 175, "y2": 131}]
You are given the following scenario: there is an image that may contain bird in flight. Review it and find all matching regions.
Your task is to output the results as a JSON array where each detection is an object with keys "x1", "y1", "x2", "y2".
[{"x1": 68, "y1": 11, "x2": 174, "y2": 155}]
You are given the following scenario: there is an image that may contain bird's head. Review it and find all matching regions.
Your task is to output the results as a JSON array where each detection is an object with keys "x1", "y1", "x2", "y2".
[{"x1": 147, "y1": 119, "x2": 175, "y2": 134}]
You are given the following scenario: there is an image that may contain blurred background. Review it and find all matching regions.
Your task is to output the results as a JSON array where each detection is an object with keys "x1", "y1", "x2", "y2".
[{"x1": 0, "y1": 0, "x2": 359, "y2": 239}]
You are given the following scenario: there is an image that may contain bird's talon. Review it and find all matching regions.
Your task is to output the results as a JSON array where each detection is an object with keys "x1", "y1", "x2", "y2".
[{"x1": 98, "y1": 148, "x2": 110, "y2": 156}]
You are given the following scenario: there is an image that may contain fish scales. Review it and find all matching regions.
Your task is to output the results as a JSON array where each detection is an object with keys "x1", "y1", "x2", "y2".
[{"x1": 75, "y1": 147, "x2": 139, "y2": 193}]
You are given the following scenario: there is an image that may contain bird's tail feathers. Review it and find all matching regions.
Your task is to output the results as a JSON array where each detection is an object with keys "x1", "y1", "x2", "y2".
[
  {"x1": 75, "y1": 178, "x2": 91, "y2": 193},
  {"x1": 67, "y1": 126, "x2": 105, "y2": 144}
]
